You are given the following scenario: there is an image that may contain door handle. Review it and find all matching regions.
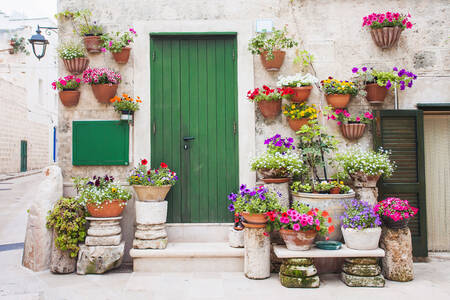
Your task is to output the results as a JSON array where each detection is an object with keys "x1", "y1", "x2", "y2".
[{"x1": 183, "y1": 136, "x2": 195, "y2": 141}]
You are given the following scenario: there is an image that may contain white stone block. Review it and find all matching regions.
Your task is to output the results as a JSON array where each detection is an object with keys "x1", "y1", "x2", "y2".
[{"x1": 135, "y1": 200, "x2": 168, "y2": 225}]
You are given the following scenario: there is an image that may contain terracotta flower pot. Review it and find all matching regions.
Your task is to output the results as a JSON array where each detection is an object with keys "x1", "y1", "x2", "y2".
[
  {"x1": 132, "y1": 185, "x2": 172, "y2": 201},
  {"x1": 83, "y1": 35, "x2": 103, "y2": 53},
  {"x1": 381, "y1": 215, "x2": 410, "y2": 229},
  {"x1": 325, "y1": 94, "x2": 351, "y2": 109},
  {"x1": 261, "y1": 177, "x2": 291, "y2": 184},
  {"x1": 58, "y1": 90, "x2": 80, "y2": 107},
  {"x1": 257, "y1": 100, "x2": 281, "y2": 118},
  {"x1": 62, "y1": 57, "x2": 89, "y2": 75},
  {"x1": 370, "y1": 27, "x2": 403, "y2": 49},
  {"x1": 279, "y1": 229, "x2": 317, "y2": 251},
  {"x1": 365, "y1": 83, "x2": 388, "y2": 104},
  {"x1": 290, "y1": 86, "x2": 313, "y2": 103},
  {"x1": 112, "y1": 47, "x2": 131, "y2": 64},
  {"x1": 91, "y1": 84, "x2": 118, "y2": 104},
  {"x1": 86, "y1": 199, "x2": 126, "y2": 218},
  {"x1": 340, "y1": 123, "x2": 366, "y2": 140},
  {"x1": 329, "y1": 187, "x2": 340, "y2": 194},
  {"x1": 260, "y1": 50, "x2": 285, "y2": 72},
  {"x1": 241, "y1": 212, "x2": 267, "y2": 228},
  {"x1": 288, "y1": 117, "x2": 309, "y2": 132}
]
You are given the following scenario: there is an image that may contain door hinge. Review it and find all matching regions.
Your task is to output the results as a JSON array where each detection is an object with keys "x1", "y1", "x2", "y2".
[
  {"x1": 152, "y1": 51, "x2": 156, "y2": 61},
  {"x1": 233, "y1": 121, "x2": 237, "y2": 135},
  {"x1": 152, "y1": 122, "x2": 156, "y2": 135}
]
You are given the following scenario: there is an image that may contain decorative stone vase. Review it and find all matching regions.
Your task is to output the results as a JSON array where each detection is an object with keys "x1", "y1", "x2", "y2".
[
  {"x1": 370, "y1": 27, "x2": 403, "y2": 49},
  {"x1": 292, "y1": 191, "x2": 356, "y2": 241},
  {"x1": 83, "y1": 35, "x2": 103, "y2": 53},
  {"x1": 120, "y1": 110, "x2": 133, "y2": 121},
  {"x1": 112, "y1": 47, "x2": 131, "y2": 64},
  {"x1": 381, "y1": 215, "x2": 410, "y2": 229},
  {"x1": 59, "y1": 90, "x2": 80, "y2": 107},
  {"x1": 91, "y1": 84, "x2": 118, "y2": 104},
  {"x1": 133, "y1": 185, "x2": 172, "y2": 201},
  {"x1": 62, "y1": 57, "x2": 89, "y2": 75},
  {"x1": 279, "y1": 229, "x2": 317, "y2": 251},
  {"x1": 135, "y1": 200, "x2": 168, "y2": 224},
  {"x1": 290, "y1": 86, "x2": 312, "y2": 103},
  {"x1": 325, "y1": 94, "x2": 351, "y2": 109},
  {"x1": 288, "y1": 117, "x2": 309, "y2": 132},
  {"x1": 257, "y1": 99, "x2": 281, "y2": 118},
  {"x1": 340, "y1": 123, "x2": 366, "y2": 140},
  {"x1": 342, "y1": 226, "x2": 382, "y2": 250},
  {"x1": 260, "y1": 50, "x2": 285, "y2": 71},
  {"x1": 365, "y1": 83, "x2": 388, "y2": 104},
  {"x1": 350, "y1": 172, "x2": 381, "y2": 188},
  {"x1": 86, "y1": 199, "x2": 126, "y2": 218},
  {"x1": 258, "y1": 168, "x2": 288, "y2": 180},
  {"x1": 241, "y1": 212, "x2": 267, "y2": 228}
]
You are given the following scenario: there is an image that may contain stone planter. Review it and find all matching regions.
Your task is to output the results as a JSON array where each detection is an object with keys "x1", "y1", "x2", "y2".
[
  {"x1": 112, "y1": 47, "x2": 131, "y2": 64},
  {"x1": 342, "y1": 226, "x2": 381, "y2": 250},
  {"x1": 381, "y1": 215, "x2": 410, "y2": 229},
  {"x1": 365, "y1": 83, "x2": 388, "y2": 104},
  {"x1": 370, "y1": 27, "x2": 403, "y2": 49},
  {"x1": 260, "y1": 50, "x2": 285, "y2": 72},
  {"x1": 350, "y1": 172, "x2": 380, "y2": 188},
  {"x1": 288, "y1": 117, "x2": 309, "y2": 132},
  {"x1": 135, "y1": 200, "x2": 168, "y2": 225},
  {"x1": 279, "y1": 229, "x2": 317, "y2": 251},
  {"x1": 83, "y1": 35, "x2": 103, "y2": 53},
  {"x1": 133, "y1": 185, "x2": 172, "y2": 201},
  {"x1": 325, "y1": 94, "x2": 351, "y2": 109},
  {"x1": 86, "y1": 199, "x2": 126, "y2": 218},
  {"x1": 59, "y1": 90, "x2": 80, "y2": 107},
  {"x1": 340, "y1": 123, "x2": 366, "y2": 140},
  {"x1": 241, "y1": 212, "x2": 267, "y2": 228},
  {"x1": 91, "y1": 84, "x2": 118, "y2": 104},
  {"x1": 62, "y1": 57, "x2": 89, "y2": 75},
  {"x1": 290, "y1": 86, "x2": 312, "y2": 103},
  {"x1": 292, "y1": 191, "x2": 356, "y2": 241},
  {"x1": 257, "y1": 99, "x2": 281, "y2": 118}
]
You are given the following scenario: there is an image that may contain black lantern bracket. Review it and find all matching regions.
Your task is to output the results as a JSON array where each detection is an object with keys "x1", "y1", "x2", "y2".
[{"x1": 29, "y1": 25, "x2": 58, "y2": 60}]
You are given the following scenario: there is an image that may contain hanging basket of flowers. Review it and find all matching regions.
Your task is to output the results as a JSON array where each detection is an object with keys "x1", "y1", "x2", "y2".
[
  {"x1": 101, "y1": 28, "x2": 137, "y2": 64},
  {"x1": 247, "y1": 85, "x2": 293, "y2": 118},
  {"x1": 327, "y1": 109, "x2": 374, "y2": 140},
  {"x1": 374, "y1": 197, "x2": 418, "y2": 229},
  {"x1": 82, "y1": 67, "x2": 122, "y2": 104},
  {"x1": 51, "y1": 75, "x2": 82, "y2": 107},
  {"x1": 321, "y1": 77, "x2": 358, "y2": 109},
  {"x1": 277, "y1": 73, "x2": 318, "y2": 103},
  {"x1": 110, "y1": 94, "x2": 142, "y2": 122},
  {"x1": 57, "y1": 41, "x2": 89, "y2": 75},
  {"x1": 282, "y1": 102, "x2": 318, "y2": 132}
]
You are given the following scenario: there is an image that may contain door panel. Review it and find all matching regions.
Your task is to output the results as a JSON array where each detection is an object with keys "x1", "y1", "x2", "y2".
[{"x1": 150, "y1": 35, "x2": 238, "y2": 223}]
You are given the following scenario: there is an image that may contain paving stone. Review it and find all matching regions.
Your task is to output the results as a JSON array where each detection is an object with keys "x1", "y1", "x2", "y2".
[
  {"x1": 76, "y1": 242, "x2": 124, "y2": 275},
  {"x1": 85, "y1": 234, "x2": 122, "y2": 246},
  {"x1": 135, "y1": 228, "x2": 167, "y2": 240},
  {"x1": 284, "y1": 258, "x2": 314, "y2": 266},
  {"x1": 280, "y1": 263, "x2": 317, "y2": 277},
  {"x1": 279, "y1": 273, "x2": 320, "y2": 288},
  {"x1": 342, "y1": 262, "x2": 381, "y2": 277},
  {"x1": 133, "y1": 238, "x2": 168, "y2": 249},
  {"x1": 340, "y1": 272, "x2": 385, "y2": 287},
  {"x1": 345, "y1": 257, "x2": 378, "y2": 265}
]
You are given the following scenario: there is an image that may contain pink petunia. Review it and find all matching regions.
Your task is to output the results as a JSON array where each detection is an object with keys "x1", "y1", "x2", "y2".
[
  {"x1": 60, "y1": 80, "x2": 67, "y2": 86},
  {"x1": 337, "y1": 121, "x2": 342, "y2": 126},
  {"x1": 293, "y1": 223, "x2": 300, "y2": 231}
]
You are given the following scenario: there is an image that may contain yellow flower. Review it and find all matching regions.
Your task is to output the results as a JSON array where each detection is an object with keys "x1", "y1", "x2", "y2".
[{"x1": 111, "y1": 188, "x2": 117, "y2": 193}]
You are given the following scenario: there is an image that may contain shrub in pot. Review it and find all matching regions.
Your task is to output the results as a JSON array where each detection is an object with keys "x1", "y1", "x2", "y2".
[
  {"x1": 101, "y1": 28, "x2": 137, "y2": 64},
  {"x1": 74, "y1": 9, "x2": 104, "y2": 52},
  {"x1": 266, "y1": 202, "x2": 334, "y2": 250},
  {"x1": 341, "y1": 199, "x2": 382, "y2": 250},
  {"x1": 282, "y1": 103, "x2": 317, "y2": 132},
  {"x1": 9, "y1": 35, "x2": 30, "y2": 55},
  {"x1": 327, "y1": 109, "x2": 374, "y2": 140},
  {"x1": 247, "y1": 85, "x2": 293, "y2": 118},
  {"x1": 74, "y1": 175, "x2": 131, "y2": 218},
  {"x1": 362, "y1": 12, "x2": 413, "y2": 49},
  {"x1": 57, "y1": 41, "x2": 89, "y2": 75},
  {"x1": 82, "y1": 67, "x2": 121, "y2": 104},
  {"x1": 251, "y1": 134, "x2": 306, "y2": 183},
  {"x1": 110, "y1": 93, "x2": 142, "y2": 121},
  {"x1": 374, "y1": 197, "x2": 418, "y2": 229},
  {"x1": 277, "y1": 73, "x2": 318, "y2": 102},
  {"x1": 51, "y1": 75, "x2": 82, "y2": 107},
  {"x1": 248, "y1": 25, "x2": 298, "y2": 71},
  {"x1": 227, "y1": 184, "x2": 281, "y2": 228},
  {"x1": 321, "y1": 77, "x2": 358, "y2": 109}
]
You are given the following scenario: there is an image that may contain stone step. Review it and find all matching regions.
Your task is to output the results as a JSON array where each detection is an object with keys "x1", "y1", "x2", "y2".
[
  {"x1": 130, "y1": 242, "x2": 244, "y2": 272},
  {"x1": 166, "y1": 223, "x2": 232, "y2": 243}
]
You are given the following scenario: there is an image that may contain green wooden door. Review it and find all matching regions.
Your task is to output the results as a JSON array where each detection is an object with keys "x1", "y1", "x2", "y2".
[
  {"x1": 150, "y1": 34, "x2": 238, "y2": 223},
  {"x1": 373, "y1": 110, "x2": 428, "y2": 257},
  {"x1": 20, "y1": 140, "x2": 27, "y2": 172}
]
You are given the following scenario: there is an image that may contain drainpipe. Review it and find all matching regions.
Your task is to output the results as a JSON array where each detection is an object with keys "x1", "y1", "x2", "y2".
[{"x1": 394, "y1": 86, "x2": 399, "y2": 110}]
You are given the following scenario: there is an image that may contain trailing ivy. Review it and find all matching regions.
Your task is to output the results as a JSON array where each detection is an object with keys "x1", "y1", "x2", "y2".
[{"x1": 46, "y1": 197, "x2": 87, "y2": 258}]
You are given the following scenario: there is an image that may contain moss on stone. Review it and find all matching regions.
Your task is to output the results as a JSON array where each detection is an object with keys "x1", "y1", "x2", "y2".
[
  {"x1": 345, "y1": 257, "x2": 378, "y2": 265},
  {"x1": 340, "y1": 272, "x2": 385, "y2": 287},
  {"x1": 279, "y1": 273, "x2": 320, "y2": 288},
  {"x1": 280, "y1": 263, "x2": 317, "y2": 278},
  {"x1": 284, "y1": 258, "x2": 313, "y2": 266}
]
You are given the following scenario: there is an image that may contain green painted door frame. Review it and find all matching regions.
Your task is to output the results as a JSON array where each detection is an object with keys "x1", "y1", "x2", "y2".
[{"x1": 150, "y1": 33, "x2": 239, "y2": 223}]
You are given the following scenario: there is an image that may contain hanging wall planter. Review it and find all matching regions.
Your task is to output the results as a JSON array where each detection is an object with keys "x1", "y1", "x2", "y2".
[
  {"x1": 83, "y1": 35, "x2": 103, "y2": 53},
  {"x1": 247, "y1": 86, "x2": 292, "y2": 119},
  {"x1": 257, "y1": 100, "x2": 282, "y2": 118},
  {"x1": 52, "y1": 76, "x2": 82, "y2": 107},
  {"x1": 59, "y1": 90, "x2": 80, "y2": 107},
  {"x1": 370, "y1": 27, "x2": 403, "y2": 49},
  {"x1": 63, "y1": 57, "x2": 89, "y2": 75},
  {"x1": 82, "y1": 67, "x2": 122, "y2": 104},
  {"x1": 321, "y1": 77, "x2": 357, "y2": 109},
  {"x1": 101, "y1": 29, "x2": 137, "y2": 64},
  {"x1": 91, "y1": 84, "x2": 118, "y2": 104},
  {"x1": 260, "y1": 50, "x2": 286, "y2": 72},
  {"x1": 365, "y1": 83, "x2": 388, "y2": 104},
  {"x1": 325, "y1": 94, "x2": 351, "y2": 109},
  {"x1": 291, "y1": 86, "x2": 312, "y2": 103},
  {"x1": 340, "y1": 123, "x2": 366, "y2": 140},
  {"x1": 288, "y1": 118, "x2": 309, "y2": 132},
  {"x1": 112, "y1": 47, "x2": 131, "y2": 64}
]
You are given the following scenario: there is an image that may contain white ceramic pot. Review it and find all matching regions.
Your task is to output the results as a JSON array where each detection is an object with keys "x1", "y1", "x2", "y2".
[
  {"x1": 341, "y1": 226, "x2": 381, "y2": 250},
  {"x1": 135, "y1": 200, "x2": 168, "y2": 225}
]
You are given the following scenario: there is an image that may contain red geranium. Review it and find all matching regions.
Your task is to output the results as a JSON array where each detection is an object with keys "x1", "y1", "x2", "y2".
[
  {"x1": 160, "y1": 162, "x2": 168, "y2": 168},
  {"x1": 141, "y1": 159, "x2": 148, "y2": 165}
]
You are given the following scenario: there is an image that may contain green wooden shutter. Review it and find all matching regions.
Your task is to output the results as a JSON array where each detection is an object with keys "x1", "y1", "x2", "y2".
[
  {"x1": 373, "y1": 110, "x2": 428, "y2": 257},
  {"x1": 20, "y1": 140, "x2": 27, "y2": 172}
]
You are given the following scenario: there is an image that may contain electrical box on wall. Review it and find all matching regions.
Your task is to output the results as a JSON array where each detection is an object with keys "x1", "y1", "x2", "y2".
[
  {"x1": 255, "y1": 19, "x2": 273, "y2": 33},
  {"x1": 72, "y1": 121, "x2": 129, "y2": 166}
]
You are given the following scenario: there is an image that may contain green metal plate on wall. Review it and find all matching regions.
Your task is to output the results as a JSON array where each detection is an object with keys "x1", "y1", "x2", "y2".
[{"x1": 72, "y1": 121, "x2": 129, "y2": 166}]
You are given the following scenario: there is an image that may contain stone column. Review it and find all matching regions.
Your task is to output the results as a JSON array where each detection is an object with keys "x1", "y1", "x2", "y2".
[
  {"x1": 264, "y1": 182, "x2": 290, "y2": 208},
  {"x1": 279, "y1": 258, "x2": 320, "y2": 288},
  {"x1": 341, "y1": 257, "x2": 385, "y2": 287},
  {"x1": 133, "y1": 200, "x2": 168, "y2": 249},
  {"x1": 351, "y1": 178, "x2": 378, "y2": 206},
  {"x1": 229, "y1": 228, "x2": 244, "y2": 248},
  {"x1": 380, "y1": 227, "x2": 414, "y2": 282},
  {"x1": 244, "y1": 227, "x2": 270, "y2": 279}
]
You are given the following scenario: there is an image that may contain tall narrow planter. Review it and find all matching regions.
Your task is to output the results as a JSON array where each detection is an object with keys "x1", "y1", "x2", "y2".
[
  {"x1": 62, "y1": 57, "x2": 89, "y2": 75},
  {"x1": 370, "y1": 27, "x2": 403, "y2": 49},
  {"x1": 325, "y1": 94, "x2": 351, "y2": 109},
  {"x1": 365, "y1": 83, "x2": 388, "y2": 104},
  {"x1": 340, "y1": 123, "x2": 366, "y2": 140},
  {"x1": 59, "y1": 90, "x2": 80, "y2": 107},
  {"x1": 350, "y1": 172, "x2": 381, "y2": 188},
  {"x1": 83, "y1": 35, "x2": 103, "y2": 53},
  {"x1": 91, "y1": 84, "x2": 118, "y2": 104},
  {"x1": 291, "y1": 86, "x2": 312, "y2": 103},
  {"x1": 260, "y1": 50, "x2": 285, "y2": 72},
  {"x1": 288, "y1": 117, "x2": 309, "y2": 132},
  {"x1": 257, "y1": 100, "x2": 281, "y2": 118},
  {"x1": 112, "y1": 47, "x2": 131, "y2": 64}
]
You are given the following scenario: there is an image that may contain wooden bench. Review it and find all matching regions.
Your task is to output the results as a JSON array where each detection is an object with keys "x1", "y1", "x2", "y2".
[{"x1": 273, "y1": 245, "x2": 385, "y2": 288}]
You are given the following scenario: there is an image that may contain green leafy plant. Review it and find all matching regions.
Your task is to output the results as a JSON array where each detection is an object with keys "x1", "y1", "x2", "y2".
[
  {"x1": 46, "y1": 197, "x2": 87, "y2": 258},
  {"x1": 101, "y1": 29, "x2": 137, "y2": 53},
  {"x1": 127, "y1": 159, "x2": 179, "y2": 186},
  {"x1": 9, "y1": 36, "x2": 29, "y2": 55},
  {"x1": 248, "y1": 26, "x2": 298, "y2": 61},
  {"x1": 57, "y1": 41, "x2": 86, "y2": 60},
  {"x1": 293, "y1": 49, "x2": 315, "y2": 69},
  {"x1": 291, "y1": 182, "x2": 312, "y2": 193},
  {"x1": 352, "y1": 66, "x2": 417, "y2": 92},
  {"x1": 55, "y1": 9, "x2": 103, "y2": 36}
]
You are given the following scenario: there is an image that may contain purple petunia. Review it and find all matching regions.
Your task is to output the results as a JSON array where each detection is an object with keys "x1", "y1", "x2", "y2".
[
  {"x1": 352, "y1": 67, "x2": 359, "y2": 73},
  {"x1": 228, "y1": 204, "x2": 235, "y2": 212},
  {"x1": 385, "y1": 80, "x2": 392, "y2": 90},
  {"x1": 362, "y1": 67, "x2": 367, "y2": 72}
]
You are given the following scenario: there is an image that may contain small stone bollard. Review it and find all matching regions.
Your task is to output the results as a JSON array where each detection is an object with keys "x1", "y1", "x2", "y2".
[
  {"x1": 133, "y1": 201, "x2": 168, "y2": 249},
  {"x1": 279, "y1": 258, "x2": 320, "y2": 288},
  {"x1": 380, "y1": 227, "x2": 414, "y2": 282},
  {"x1": 50, "y1": 229, "x2": 76, "y2": 274},
  {"x1": 264, "y1": 182, "x2": 290, "y2": 208},
  {"x1": 228, "y1": 228, "x2": 244, "y2": 248},
  {"x1": 244, "y1": 227, "x2": 270, "y2": 279},
  {"x1": 340, "y1": 257, "x2": 385, "y2": 287}
]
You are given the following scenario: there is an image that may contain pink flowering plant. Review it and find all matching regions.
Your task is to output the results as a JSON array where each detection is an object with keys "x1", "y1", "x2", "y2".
[
  {"x1": 82, "y1": 67, "x2": 122, "y2": 85},
  {"x1": 327, "y1": 109, "x2": 374, "y2": 125},
  {"x1": 51, "y1": 75, "x2": 82, "y2": 91},
  {"x1": 362, "y1": 12, "x2": 413, "y2": 30},
  {"x1": 374, "y1": 197, "x2": 418, "y2": 222},
  {"x1": 101, "y1": 28, "x2": 137, "y2": 53}
]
